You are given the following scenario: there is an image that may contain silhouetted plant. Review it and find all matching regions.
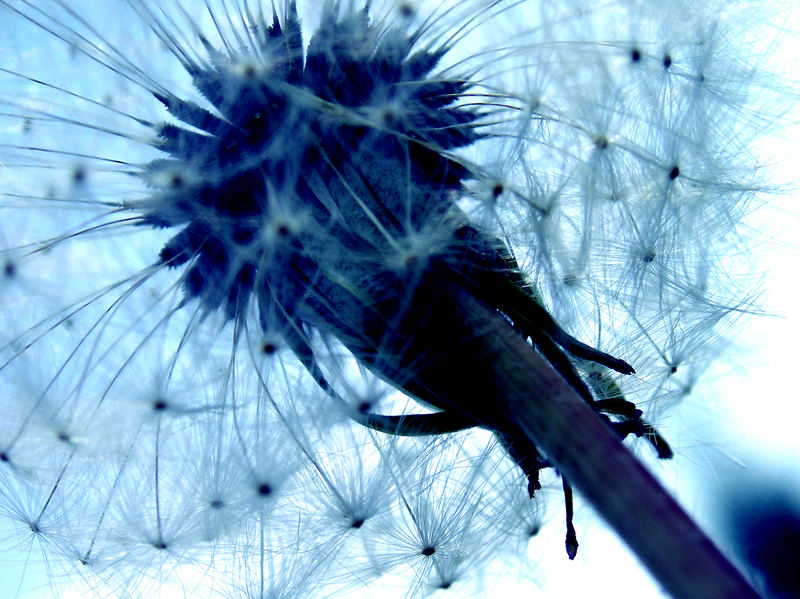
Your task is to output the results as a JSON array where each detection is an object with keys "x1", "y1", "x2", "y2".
[{"x1": 0, "y1": 1, "x2": 793, "y2": 597}]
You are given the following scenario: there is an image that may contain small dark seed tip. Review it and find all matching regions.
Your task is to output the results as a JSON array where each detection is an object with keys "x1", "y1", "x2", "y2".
[
  {"x1": 398, "y1": 2, "x2": 415, "y2": 17},
  {"x1": 72, "y1": 167, "x2": 86, "y2": 184},
  {"x1": 562, "y1": 273, "x2": 579, "y2": 287},
  {"x1": 653, "y1": 435, "x2": 674, "y2": 460},
  {"x1": 611, "y1": 358, "x2": 635, "y2": 376},
  {"x1": 566, "y1": 537, "x2": 578, "y2": 560}
]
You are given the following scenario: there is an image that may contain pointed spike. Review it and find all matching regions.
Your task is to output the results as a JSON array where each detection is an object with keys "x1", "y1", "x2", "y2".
[{"x1": 563, "y1": 478, "x2": 579, "y2": 560}]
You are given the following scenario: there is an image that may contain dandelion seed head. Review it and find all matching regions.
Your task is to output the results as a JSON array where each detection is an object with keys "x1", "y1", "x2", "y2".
[{"x1": 0, "y1": 0, "x2": 794, "y2": 596}]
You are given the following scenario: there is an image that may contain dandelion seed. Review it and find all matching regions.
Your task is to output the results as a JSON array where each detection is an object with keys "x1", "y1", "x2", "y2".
[{"x1": 0, "y1": 0, "x2": 793, "y2": 597}]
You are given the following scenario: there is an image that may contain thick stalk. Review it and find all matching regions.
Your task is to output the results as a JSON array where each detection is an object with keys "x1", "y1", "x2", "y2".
[{"x1": 459, "y1": 290, "x2": 761, "y2": 599}]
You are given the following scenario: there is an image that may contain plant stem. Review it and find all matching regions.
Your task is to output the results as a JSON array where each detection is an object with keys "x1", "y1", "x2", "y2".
[{"x1": 458, "y1": 289, "x2": 761, "y2": 599}]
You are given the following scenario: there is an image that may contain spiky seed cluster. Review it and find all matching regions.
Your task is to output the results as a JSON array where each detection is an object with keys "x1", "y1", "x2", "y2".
[
  {"x1": 141, "y1": 3, "x2": 665, "y2": 505},
  {"x1": 148, "y1": 5, "x2": 477, "y2": 319},
  {"x1": 0, "y1": 0, "x2": 788, "y2": 597}
]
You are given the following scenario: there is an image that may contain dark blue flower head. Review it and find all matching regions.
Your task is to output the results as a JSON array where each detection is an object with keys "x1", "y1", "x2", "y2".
[
  {"x1": 134, "y1": 5, "x2": 665, "y2": 546},
  {"x1": 145, "y1": 3, "x2": 480, "y2": 319}
]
